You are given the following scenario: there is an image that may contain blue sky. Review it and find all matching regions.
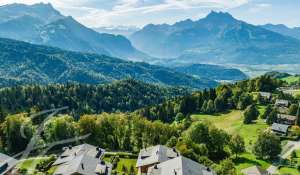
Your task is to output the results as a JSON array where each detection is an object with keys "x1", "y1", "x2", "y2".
[{"x1": 0, "y1": 0, "x2": 299, "y2": 28}]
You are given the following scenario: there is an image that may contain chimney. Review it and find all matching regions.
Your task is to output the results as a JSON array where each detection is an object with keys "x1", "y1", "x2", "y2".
[{"x1": 81, "y1": 163, "x2": 84, "y2": 170}]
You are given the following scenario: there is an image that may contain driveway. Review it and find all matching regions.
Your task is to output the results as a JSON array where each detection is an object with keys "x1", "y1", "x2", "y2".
[{"x1": 280, "y1": 140, "x2": 300, "y2": 159}]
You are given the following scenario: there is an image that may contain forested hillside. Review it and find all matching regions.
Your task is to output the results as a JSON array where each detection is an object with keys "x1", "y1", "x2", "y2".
[
  {"x1": 174, "y1": 64, "x2": 248, "y2": 81},
  {"x1": 0, "y1": 79, "x2": 187, "y2": 119},
  {"x1": 0, "y1": 38, "x2": 218, "y2": 89},
  {"x1": 137, "y1": 75, "x2": 284, "y2": 122}
]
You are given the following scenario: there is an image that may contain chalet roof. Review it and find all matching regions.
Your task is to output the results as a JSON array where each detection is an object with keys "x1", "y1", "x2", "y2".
[
  {"x1": 0, "y1": 153, "x2": 18, "y2": 175},
  {"x1": 271, "y1": 123, "x2": 290, "y2": 134},
  {"x1": 147, "y1": 156, "x2": 216, "y2": 175},
  {"x1": 53, "y1": 143, "x2": 104, "y2": 166},
  {"x1": 275, "y1": 99, "x2": 289, "y2": 106},
  {"x1": 277, "y1": 114, "x2": 297, "y2": 121},
  {"x1": 259, "y1": 92, "x2": 271, "y2": 98},
  {"x1": 136, "y1": 145, "x2": 179, "y2": 167},
  {"x1": 241, "y1": 166, "x2": 267, "y2": 175},
  {"x1": 53, "y1": 144, "x2": 110, "y2": 175}
]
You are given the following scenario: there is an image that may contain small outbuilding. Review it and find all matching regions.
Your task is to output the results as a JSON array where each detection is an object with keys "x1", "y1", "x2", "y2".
[
  {"x1": 277, "y1": 114, "x2": 296, "y2": 125},
  {"x1": 259, "y1": 92, "x2": 272, "y2": 101},
  {"x1": 275, "y1": 99, "x2": 289, "y2": 107}
]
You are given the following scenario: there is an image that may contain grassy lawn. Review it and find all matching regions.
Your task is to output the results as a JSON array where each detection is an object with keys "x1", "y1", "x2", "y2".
[
  {"x1": 191, "y1": 107, "x2": 268, "y2": 150},
  {"x1": 103, "y1": 152, "x2": 137, "y2": 175},
  {"x1": 191, "y1": 106, "x2": 271, "y2": 174},
  {"x1": 116, "y1": 158, "x2": 137, "y2": 174},
  {"x1": 17, "y1": 157, "x2": 50, "y2": 174},
  {"x1": 234, "y1": 152, "x2": 271, "y2": 174},
  {"x1": 281, "y1": 76, "x2": 300, "y2": 84},
  {"x1": 279, "y1": 167, "x2": 299, "y2": 174}
]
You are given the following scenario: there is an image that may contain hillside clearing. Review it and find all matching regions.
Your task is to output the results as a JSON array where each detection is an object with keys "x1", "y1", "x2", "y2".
[{"x1": 191, "y1": 107, "x2": 268, "y2": 150}]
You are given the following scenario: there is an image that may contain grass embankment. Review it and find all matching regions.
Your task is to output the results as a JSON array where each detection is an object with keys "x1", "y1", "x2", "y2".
[
  {"x1": 278, "y1": 149, "x2": 300, "y2": 174},
  {"x1": 103, "y1": 152, "x2": 137, "y2": 175},
  {"x1": 191, "y1": 106, "x2": 271, "y2": 173},
  {"x1": 17, "y1": 157, "x2": 56, "y2": 175}
]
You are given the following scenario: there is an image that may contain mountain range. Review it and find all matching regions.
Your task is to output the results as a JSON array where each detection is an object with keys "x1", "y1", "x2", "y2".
[
  {"x1": 130, "y1": 11, "x2": 300, "y2": 65},
  {"x1": 93, "y1": 26, "x2": 139, "y2": 37},
  {"x1": 0, "y1": 37, "x2": 218, "y2": 89},
  {"x1": 0, "y1": 3, "x2": 148, "y2": 61},
  {"x1": 260, "y1": 24, "x2": 300, "y2": 40}
]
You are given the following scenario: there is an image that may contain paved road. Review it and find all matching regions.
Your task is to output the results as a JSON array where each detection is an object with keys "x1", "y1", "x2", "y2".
[{"x1": 280, "y1": 140, "x2": 300, "y2": 159}]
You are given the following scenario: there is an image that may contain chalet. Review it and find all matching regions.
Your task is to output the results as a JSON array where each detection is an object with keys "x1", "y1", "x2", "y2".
[
  {"x1": 0, "y1": 153, "x2": 18, "y2": 175},
  {"x1": 136, "y1": 145, "x2": 179, "y2": 175},
  {"x1": 53, "y1": 143, "x2": 111, "y2": 175},
  {"x1": 271, "y1": 123, "x2": 290, "y2": 136},
  {"x1": 147, "y1": 156, "x2": 216, "y2": 175},
  {"x1": 259, "y1": 92, "x2": 272, "y2": 101},
  {"x1": 277, "y1": 114, "x2": 297, "y2": 125},
  {"x1": 275, "y1": 99, "x2": 289, "y2": 107},
  {"x1": 241, "y1": 166, "x2": 269, "y2": 175},
  {"x1": 277, "y1": 107, "x2": 289, "y2": 114}
]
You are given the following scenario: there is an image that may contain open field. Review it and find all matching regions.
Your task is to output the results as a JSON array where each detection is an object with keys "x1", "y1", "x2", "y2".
[
  {"x1": 281, "y1": 76, "x2": 300, "y2": 84},
  {"x1": 191, "y1": 107, "x2": 268, "y2": 150}
]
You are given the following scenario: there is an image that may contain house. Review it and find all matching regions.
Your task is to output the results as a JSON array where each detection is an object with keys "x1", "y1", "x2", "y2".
[
  {"x1": 147, "y1": 156, "x2": 216, "y2": 175},
  {"x1": 275, "y1": 99, "x2": 289, "y2": 107},
  {"x1": 136, "y1": 145, "x2": 179, "y2": 175},
  {"x1": 277, "y1": 114, "x2": 297, "y2": 125},
  {"x1": 53, "y1": 143, "x2": 111, "y2": 175},
  {"x1": 241, "y1": 166, "x2": 268, "y2": 175},
  {"x1": 259, "y1": 92, "x2": 272, "y2": 101},
  {"x1": 271, "y1": 123, "x2": 290, "y2": 136},
  {"x1": 0, "y1": 153, "x2": 18, "y2": 175}
]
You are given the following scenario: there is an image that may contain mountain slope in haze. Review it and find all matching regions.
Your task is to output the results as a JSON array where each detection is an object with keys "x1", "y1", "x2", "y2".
[
  {"x1": 261, "y1": 24, "x2": 300, "y2": 40},
  {"x1": 0, "y1": 3, "x2": 149, "y2": 61},
  {"x1": 0, "y1": 37, "x2": 218, "y2": 89},
  {"x1": 93, "y1": 26, "x2": 139, "y2": 37},
  {"x1": 174, "y1": 64, "x2": 248, "y2": 81},
  {"x1": 130, "y1": 11, "x2": 300, "y2": 64}
]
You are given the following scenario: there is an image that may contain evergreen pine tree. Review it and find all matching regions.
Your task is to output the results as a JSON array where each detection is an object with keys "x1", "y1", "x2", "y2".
[{"x1": 296, "y1": 104, "x2": 300, "y2": 126}]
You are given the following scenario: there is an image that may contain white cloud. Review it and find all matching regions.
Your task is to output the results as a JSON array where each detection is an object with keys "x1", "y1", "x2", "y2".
[
  {"x1": 248, "y1": 3, "x2": 272, "y2": 13},
  {"x1": 0, "y1": 0, "x2": 250, "y2": 27}
]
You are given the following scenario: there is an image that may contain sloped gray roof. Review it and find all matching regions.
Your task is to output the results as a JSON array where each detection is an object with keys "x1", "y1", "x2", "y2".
[
  {"x1": 147, "y1": 156, "x2": 216, "y2": 175},
  {"x1": 275, "y1": 99, "x2": 289, "y2": 106},
  {"x1": 53, "y1": 144, "x2": 110, "y2": 175},
  {"x1": 54, "y1": 154, "x2": 111, "y2": 175},
  {"x1": 0, "y1": 153, "x2": 18, "y2": 175},
  {"x1": 277, "y1": 114, "x2": 297, "y2": 121},
  {"x1": 53, "y1": 143, "x2": 104, "y2": 166},
  {"x1": 241, "y1": 166, "x2": 268, "y2": 175},
  {"x1": 259, "y1": 92, "x2": 271, "y2": 98},
  {"x1": 271, "y1": 123, "x2": 290, "y2": 133},
  {"x1": 136, "y1": 145, "x2": 179, "y2": 167}
]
